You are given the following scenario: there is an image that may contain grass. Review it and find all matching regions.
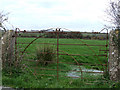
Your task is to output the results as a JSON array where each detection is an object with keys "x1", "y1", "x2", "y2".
[
  {"x1": 2, "y1": 37, "x2": 116, "y2": 88},
  {"x1": 2, "y1": 71, "x2": 115, "y2": 88},
  {"x1": 17, "y1": 38, "x2": 108, "y2": 69}
]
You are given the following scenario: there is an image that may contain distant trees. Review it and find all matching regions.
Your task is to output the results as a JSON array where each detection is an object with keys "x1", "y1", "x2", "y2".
[
  {"x1": 45, "y1": 32, "x2": 83, "y2": 39},
  {"x1": 0, "y1": 11, "x2": 9, "y2": 32},
  {"x1": 18, "y1": 31, "x2": 108, "y2": 40}
]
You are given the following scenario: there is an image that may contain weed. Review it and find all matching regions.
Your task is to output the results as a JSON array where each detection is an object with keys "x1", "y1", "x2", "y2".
[
  {"x1": 103, "y1": 70, "x2": 110, "y2": 80},
  {"x1": 35, "y1": 45, "x2": 56, "y2": 66},
  {"x1": 111, "y1": 81, "x2": 120, "y2": 88}
]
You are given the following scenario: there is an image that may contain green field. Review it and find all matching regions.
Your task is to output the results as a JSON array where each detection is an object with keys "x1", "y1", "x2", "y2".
[
  {"x1": 3, "y1": 37, "x2": 117, "y2": 88},
  {"x1": 19, "y1": 37, "x2": 108, "y2": 77},
  {"x1": 17, "y1": 37, "x2": 108, "y2": 65}
]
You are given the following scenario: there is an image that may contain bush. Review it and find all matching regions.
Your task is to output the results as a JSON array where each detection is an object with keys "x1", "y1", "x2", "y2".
[{"x1": 35, "y1": 46, "x2": 56, "y2": 66}]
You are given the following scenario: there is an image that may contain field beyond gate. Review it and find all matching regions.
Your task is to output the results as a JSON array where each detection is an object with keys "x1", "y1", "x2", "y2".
[{"x1": 15, "y1": 28, "x2": 108, "y2": 80}]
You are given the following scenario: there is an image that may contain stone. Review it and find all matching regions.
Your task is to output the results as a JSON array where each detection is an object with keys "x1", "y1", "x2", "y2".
[
  {"x1": 109, "y1": 30, "x2": 120, "y2": 81},
  {"x1": 112, "y1": 52, "x2": 114, "y2": 55},
  {"x1": 118, "y1": 63, "x2": 120, "y2": 69}
]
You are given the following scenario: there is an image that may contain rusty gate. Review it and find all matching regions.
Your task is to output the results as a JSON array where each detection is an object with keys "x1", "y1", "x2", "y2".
[{"x1": 14, "y1": 28, "x2": 109, "y2": 80}]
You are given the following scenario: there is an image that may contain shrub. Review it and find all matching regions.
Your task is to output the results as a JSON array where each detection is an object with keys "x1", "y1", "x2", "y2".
[{"x1": 35, "y1": 46, "x2": 56, "y2": 66}]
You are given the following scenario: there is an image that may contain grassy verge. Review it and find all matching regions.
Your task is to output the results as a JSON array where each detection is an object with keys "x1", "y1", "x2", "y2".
[{"x1": 2, "y1": 70, "x2": 115, "y2": 88}]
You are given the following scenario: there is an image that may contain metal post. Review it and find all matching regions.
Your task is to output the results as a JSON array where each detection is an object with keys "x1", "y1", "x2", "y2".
[
  {"x1": 106, "y1": 29, "x2": 109, "y2": 73},
  {"x1": 57, "y1": 28, "x2": 60, "y2": 80}
]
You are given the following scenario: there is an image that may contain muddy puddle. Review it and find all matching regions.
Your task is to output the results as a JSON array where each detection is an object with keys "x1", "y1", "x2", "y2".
[{"x1": 67, "y1": 65, "x2": 103, "y2": 78}]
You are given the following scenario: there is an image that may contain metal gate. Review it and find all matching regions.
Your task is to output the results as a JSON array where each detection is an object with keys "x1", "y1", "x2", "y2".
[{"x1": 14, "y1": 28, "x2": 109, "y2": 80}]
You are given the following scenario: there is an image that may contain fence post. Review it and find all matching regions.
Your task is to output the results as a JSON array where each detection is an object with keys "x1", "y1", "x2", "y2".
[
  {"x1": 8, "y1": 30, "x2": 15, "y2": 67},
  {"x1": 109, "y1": 29, "x2": 120, "y2": 81},
  {"x1": 2, "y1": 30, "x2": 15, "y2": 72},
  {"x1": 15, "y1": 28, "x2": 18, "y2": 67},
  {"x1": 57, "y1": 28, "x2": 59, "y2": 80},
  {"x1": 0, "y1": 30, "x2": 2, "y2": 86}
]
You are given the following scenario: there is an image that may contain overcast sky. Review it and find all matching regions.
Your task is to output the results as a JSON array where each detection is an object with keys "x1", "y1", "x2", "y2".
[{"x1": 0, "y1": 0, "x2": 110, "y2": 32}]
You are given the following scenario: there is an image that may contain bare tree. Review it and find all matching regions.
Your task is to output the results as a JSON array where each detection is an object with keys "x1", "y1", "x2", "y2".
[
  {"x1": 106, "y1": 0, "x2": 120, "y2": 28},
  {"x1": 0, "y1": 11, "x2": 9, "y2": 32}
]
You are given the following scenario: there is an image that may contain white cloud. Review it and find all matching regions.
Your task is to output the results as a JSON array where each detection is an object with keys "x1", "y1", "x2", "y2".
[{"x1": 0, "y1": 0, "x2": 109, "y2": 31}]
